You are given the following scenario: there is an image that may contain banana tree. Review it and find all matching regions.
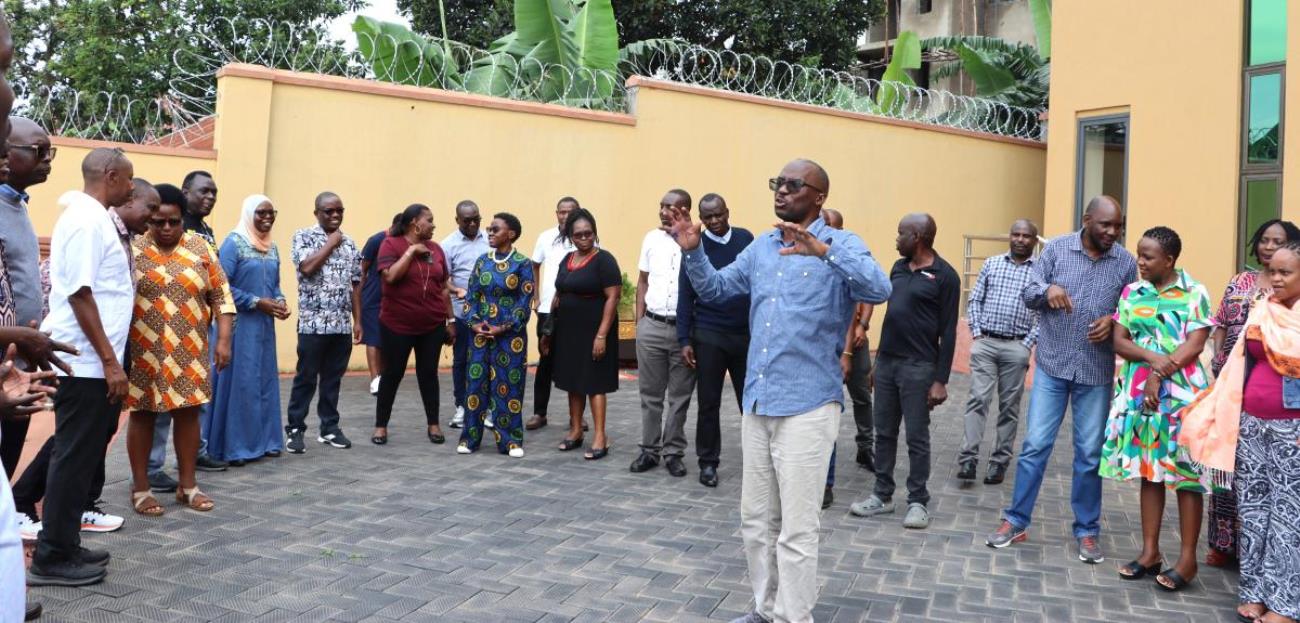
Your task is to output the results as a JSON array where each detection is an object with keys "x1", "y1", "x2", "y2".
[{"x1": 919, "y1": 0, "x2": 1051, "y2": 110}]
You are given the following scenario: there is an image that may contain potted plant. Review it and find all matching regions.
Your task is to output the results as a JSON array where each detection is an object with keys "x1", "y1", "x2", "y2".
[{"x1": 617, "y1": 272, "x2": 637, "y2": 366}]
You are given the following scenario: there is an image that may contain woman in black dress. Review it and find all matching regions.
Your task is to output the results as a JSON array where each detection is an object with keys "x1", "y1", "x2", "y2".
[{"x1": 541, "y1": 208, "x2": 620, "y2": 460}]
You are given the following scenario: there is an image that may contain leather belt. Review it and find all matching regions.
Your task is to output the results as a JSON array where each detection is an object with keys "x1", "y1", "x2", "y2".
[
  {"x1": 983, "y1": 330, "x2": 1027, "y2": 341},
  {"x1": 645, "y1": 311, "x2": 676, "y2": 325}
]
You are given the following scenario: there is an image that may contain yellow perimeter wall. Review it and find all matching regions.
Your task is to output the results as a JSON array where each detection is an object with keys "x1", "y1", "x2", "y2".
[
  {"x1": 27, "y1": 65, "x2": 1046, "y2": 370},
  {"x1": 1044, "y1": 0, "x2": 1300, "y2": 299}
]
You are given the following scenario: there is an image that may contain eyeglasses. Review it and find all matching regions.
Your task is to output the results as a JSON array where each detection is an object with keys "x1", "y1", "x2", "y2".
[
  {"x1": 150, "y1": 217, "x2": 183, "y2": 227},
  {"x1": 6, "y1": 143, "x2": 57, "y2": 160},
  {"x1": 317, "y1": 207, "x2": 344, "y2": 216},
  {"x1": 769, "y1": 177, "x2": 824, "y2": 193},
  {"x1": 254, "y1": 209, "x2": 277, "y2": 218},
  {"x1": 570, "y1": 231, "x2": 595, "y2": 240}
]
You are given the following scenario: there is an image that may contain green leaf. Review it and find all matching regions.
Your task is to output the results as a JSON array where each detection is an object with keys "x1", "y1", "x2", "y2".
[
  {"x1": 877, "y1": 30, "x2": 919, "y2": 112},
  {"x1": 1029, "y1": 0, "x2": 1052, "y2": 59},
  {"x1": 954, "y1": 44, "x2": 1018, "y2": 97},
  {"x1": 464, "y1": 53, "x2": 517, "y2": 97},
  {"x1": 570, "y1": 0, "x2": 619, "y2": 72},
  {"x1": 514, "y1": 0, "x2": 578, "y2": 67}
]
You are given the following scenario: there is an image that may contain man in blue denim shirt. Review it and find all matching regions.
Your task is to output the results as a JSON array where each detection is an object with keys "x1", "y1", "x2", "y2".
[
  {"x1": 985, "y1": 196, "x2": 1136, "y2": 565},
  {"x1": 667, "y1": 159, "x2": 891, "y2": 623}
]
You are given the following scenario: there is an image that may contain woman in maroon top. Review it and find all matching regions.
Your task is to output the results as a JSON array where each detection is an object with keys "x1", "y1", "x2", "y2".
[{"x1": 372, "y1": 203, "x2": 455, "y2": 445}]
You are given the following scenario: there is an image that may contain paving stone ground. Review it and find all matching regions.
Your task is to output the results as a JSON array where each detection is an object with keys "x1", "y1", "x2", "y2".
[{"x1": 28, "y1": 371, "x2": 1241, "y2": 622}]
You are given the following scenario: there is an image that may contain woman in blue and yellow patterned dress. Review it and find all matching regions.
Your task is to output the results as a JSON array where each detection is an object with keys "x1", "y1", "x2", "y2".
[
  {"x1": 1100, "y1": 226, "x2": 1214, "y2": 592},
  {"x1": 457, "y1": 213, "x2": 534, "y2": 458}
]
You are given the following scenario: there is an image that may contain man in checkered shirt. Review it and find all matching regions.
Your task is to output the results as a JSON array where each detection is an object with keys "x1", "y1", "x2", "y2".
[{"x1": 957, "y1": 219, "x2": 1039, "y2": 486}]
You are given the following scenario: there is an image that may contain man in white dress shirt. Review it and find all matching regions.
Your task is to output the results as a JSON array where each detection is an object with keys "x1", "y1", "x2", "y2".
[
  {"x1": 526, "y1": 196, "x2": 578, "y2": 430},
  {"x1": 630, "y1": 189, "x2": 697, "y2": 478}
]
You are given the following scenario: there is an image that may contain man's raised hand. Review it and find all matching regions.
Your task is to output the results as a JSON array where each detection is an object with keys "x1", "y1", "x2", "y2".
[{"x1": 662, "y1": 206, "x2": 701, "y2": 251}]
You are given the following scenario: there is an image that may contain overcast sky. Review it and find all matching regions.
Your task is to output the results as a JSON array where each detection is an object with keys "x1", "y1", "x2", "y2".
[{"x1": 328, "y1": 0, "x2": 411, "y2": 47}]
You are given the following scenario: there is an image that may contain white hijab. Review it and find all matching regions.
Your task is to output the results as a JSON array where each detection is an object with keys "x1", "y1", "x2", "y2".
[{"x1": 232, "y1": 194, "x2": 274, "y2": 253}]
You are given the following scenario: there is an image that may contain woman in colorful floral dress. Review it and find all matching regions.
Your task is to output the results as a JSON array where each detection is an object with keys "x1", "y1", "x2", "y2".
[
  {"x1": 1100, "y1": 226, "x2": 1214, "y2": 591},
  {"x1": 456, "y1": 213, "x2": 534, "y2": 457},
  {"x1": 1203, "y1": 218, "x2": 1300, "y2": 568}
]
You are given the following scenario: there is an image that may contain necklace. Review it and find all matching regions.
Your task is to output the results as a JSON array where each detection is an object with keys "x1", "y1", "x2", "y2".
[
  {"x1": 567, "y1": 249, "x2": 597, "y2": 272},
  {"x1": 492, "y1": 246, "x2": 513, "y2": 271}
]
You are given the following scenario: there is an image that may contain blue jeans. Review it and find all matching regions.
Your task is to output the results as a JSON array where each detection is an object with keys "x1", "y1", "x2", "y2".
[
  {"x1": 1002, "y1": 371, "x2": 1110, "y2": 538},
  {"x1": 147, "y1": 406, "x2": 213, "y2": 475},
  {"x1": 452, "y1": 318, "x2": 470, "y2": 408}
]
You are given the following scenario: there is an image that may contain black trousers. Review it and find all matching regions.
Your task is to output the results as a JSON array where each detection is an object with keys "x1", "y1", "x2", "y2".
[
  {"x1": 0, "y1": 416, "x2": 30, "y2": 477},
  {"x1": 285, "y1": 333, "x2": 352, "y2": 435},
  {"x1": 871, "y1": 355, "x2": 935, "y2": 506},
  {"x1": 34, "y1": 377, "x2": 119, "y2": 564},
  {"x1": 693, "y1": 328, "x2": 748, "y2": 468},
  {"x1": 533, "y1": 312, "x2": 554, "y2": 416},
  {"x1": 375, "y1": 323, "x2": 447, "y2": 428},
  {"x1": 13, "y1": 405, "x2": 119, "y2": 516}
]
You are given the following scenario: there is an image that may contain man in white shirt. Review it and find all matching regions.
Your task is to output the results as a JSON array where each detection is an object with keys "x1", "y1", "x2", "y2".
[
  {"x1": 525, "y1": 196, "x2": 578, "y2": 430},
  {"x1": 630, "y1": 189, "x2": 697, "y2": 478},
  {"x1": 28, "y1": 148, "x2": 137, "y2": 588}
]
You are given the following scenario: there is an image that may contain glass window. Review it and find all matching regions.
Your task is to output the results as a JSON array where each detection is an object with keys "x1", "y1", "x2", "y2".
[
  {"x1": 1249, "y1": 0, "x2": 1287, "y2": 66},
  {"x1": 1246, "y1": 71, "x2": 1283, "y2": 164},
  {"x1": 1241, "y1": 177, "x2": 1281, "y2": 269},
  {"x1": 1075, "y1": 116, "x2": 1128, "y2": 228}
]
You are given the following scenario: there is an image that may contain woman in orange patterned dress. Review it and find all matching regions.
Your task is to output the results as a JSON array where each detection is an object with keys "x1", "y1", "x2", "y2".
[{"x1": 124, "y1": 194, "x2": 235, "y2": 516}]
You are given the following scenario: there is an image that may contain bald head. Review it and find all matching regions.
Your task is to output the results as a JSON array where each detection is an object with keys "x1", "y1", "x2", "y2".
[
  {"x1": 902, "y1": 213, "x2": 937, "y2": 244},
  {"x1": 5, "y1": 117, "x2": 53, "y2": 189},
  {"x1": 1084, "y1": 195, "x2": 1123, "y2": 220},
  {"x1": 1082, "y1": 195, "x2": 1124, "y2": 253},
  {"x1": 8, "y1": 117, "x2": 47, "y2": 143},
  {"x1": 822, "y1": 208, "x2": 844, "y2": 230},
  {"x1": 81, "y1": 147, "x2": 135, "y2": 208},
  {"x1": 791, "y1": 158, "x2": 829, "y2": 195}
]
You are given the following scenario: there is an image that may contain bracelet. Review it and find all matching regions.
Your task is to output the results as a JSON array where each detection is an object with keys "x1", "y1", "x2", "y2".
[
  {"x1": 596, "y1": 334, "x2": 606, "y2": 339},
  {"x1": 842, "y1": 351, "x2": 853, "y2": 357}
]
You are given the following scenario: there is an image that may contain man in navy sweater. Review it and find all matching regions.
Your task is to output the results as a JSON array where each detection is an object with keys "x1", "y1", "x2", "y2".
[{"x1": 676, "y1": 193, "x2": 754, "y2": 488}]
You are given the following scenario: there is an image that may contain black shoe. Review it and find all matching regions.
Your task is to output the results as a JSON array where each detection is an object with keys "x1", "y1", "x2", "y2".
[
  {"x1": 699, "y1": 465, "x2": 719, "y2": 487},
  {"x1": 27, "y1": 558, "x2": 106, "y2": 587},
  {"x1": 629, "y1": 452, "x2": 659, "y2": 473},
  {"x1": 25, "y1": 601, "x2": 41, "y2": 621},
  {"x1": 147, "y1": 470, "x2": 178, "y2": 493},
  {"x1": 822, "y1": 486, "x2": 834, "y2": 509},
  {"x1": 196, "y1": 454, "x2": 229, "y2": 472},
  {"x1": 855, "y1": 446, "x2": 874, "y2": 470},
  {"x1": 665, "y1": 456, "x2": 687, "y2": 478},
  {"x1": 957, "y1": 461, "x2": 978, "y2": 481},
  {"x1": 264, "y1": 449, "x2": 281, "y2": 458},
  {"x1": 77, "y1": 546, "x2": 110, "y2": 567},
  {"x1": 984, "y1": 463, "x2": 1007, "y2": 485},
  {"x1": 227, "y1": 459, "x2": 246, "y2": 467},
  {"x1": 286, "y1": 428, "x2": 306, "y2": 454},
  {"x1": 318, "y1": 431, "x2": 352, "y2": 449},
  {"x1": 525, "y1": 415, "x2": 547, "y2": 430}
]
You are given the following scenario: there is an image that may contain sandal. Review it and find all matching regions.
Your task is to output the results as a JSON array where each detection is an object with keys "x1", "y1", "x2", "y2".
[
  {"x1": 1237, "y1": 604, "x2": 1267, "y2": 623},
  {"x1": 131, "y1": 490, "x2": 164, "y2": 517},
  {"x1": 427, "y1": 429, "x2": 446, "y2": 444},
  {"x1": 176, "y1": 487, "x2": 215, "y2": 512},
  {"x1": 584, "y1": 445, "x2": 609, "y2": 461},
  {"x1": 1155, "y1": 568, "x2": 1192, "y2": 592},
  {"x1": 1118, "y1": 559, "x2": 1162, "y2": 580},
  {"x1": 558, "y1": 437, "x2": 584, "y2": 452}
]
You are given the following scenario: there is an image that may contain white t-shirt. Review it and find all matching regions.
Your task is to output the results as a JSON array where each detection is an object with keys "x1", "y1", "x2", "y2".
[
  {"x1": 41, "y1": 190, "x2": 135, "y2": 378},
  {"x1": 530, "y1": 226, "x2": 576, "y2": 312},
  {"x1": 638, "y1": 229, "x2": 681, "y2": 317}
]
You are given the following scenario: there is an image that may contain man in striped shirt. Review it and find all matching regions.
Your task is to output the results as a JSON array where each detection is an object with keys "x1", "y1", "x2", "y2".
[{"x1": 958, "y1": 219, "x2": 1039, "y2": 485}]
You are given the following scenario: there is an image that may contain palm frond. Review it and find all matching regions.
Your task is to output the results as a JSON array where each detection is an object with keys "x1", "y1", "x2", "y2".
[{"x1": 921, "y1": 35, "x2": 1038, "y2": 58}]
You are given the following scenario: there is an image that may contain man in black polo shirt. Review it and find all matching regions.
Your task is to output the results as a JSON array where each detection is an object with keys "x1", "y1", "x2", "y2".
[{"x1": 850, "y1": 213, "x2": 959, "y2": 530}]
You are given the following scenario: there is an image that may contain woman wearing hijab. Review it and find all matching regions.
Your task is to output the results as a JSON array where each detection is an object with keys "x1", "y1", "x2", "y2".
[
  {"x1": 1181, "y1": 241, "x2": 1300, "y2": 623},
  {"x1": 205, "y1": 195, "x2": 291, "y2": 465}
]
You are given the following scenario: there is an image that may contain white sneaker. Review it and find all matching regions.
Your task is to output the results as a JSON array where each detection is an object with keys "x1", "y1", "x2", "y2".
[
  {"x1": 483, "y1": 412, "x2": 494, "y2": 429},
  {"x1": 18, "y1": 512, "x2": 40, "y2": 541},
  {"x1": 508, "y1": 447, "x2": 524, "y2": 458},
  {"x1": 81, "y1": 506, "x2": 124, "y2": 533},
  {"x1": 456, "y1": 443, "x2": 472, "y2": 455},
  {"x1": 450, "y1": 406, "x2": 465, "y2": 429},
  {"x1": 369, "y1": 376, "x2": 380, "y2": 396}
]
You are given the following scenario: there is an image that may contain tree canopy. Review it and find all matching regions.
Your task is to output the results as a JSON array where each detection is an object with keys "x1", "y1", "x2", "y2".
[
  {"x1": 401, "y1": 0, "x2": 883, "y2": 70},
  {"x1": 3, "y1": 0, "x2": 365, "y2": 97}
]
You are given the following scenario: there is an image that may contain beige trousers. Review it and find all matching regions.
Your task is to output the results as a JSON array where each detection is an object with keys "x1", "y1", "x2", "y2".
[{"x1": 740, "y1": 403, "x2": 840, "y2": 623}]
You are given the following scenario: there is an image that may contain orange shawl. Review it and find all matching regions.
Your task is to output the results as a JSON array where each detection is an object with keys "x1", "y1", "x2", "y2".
[{"x1": 1180, "y1": 296, "x2": 1300, "y2": 477}]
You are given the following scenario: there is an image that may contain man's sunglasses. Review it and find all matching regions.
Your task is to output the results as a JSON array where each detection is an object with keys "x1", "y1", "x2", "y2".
[
  {"x1": 769, "y1": 177, "x2": 824, "y2": 193},
  {"x1": 6, "y1": 143, "x2": 57, "y2": 160}
]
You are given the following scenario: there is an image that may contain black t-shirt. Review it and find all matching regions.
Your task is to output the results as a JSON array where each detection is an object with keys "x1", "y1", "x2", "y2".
[{"x1": 878, "y1": 253, "x2": 961, "y2": 384}]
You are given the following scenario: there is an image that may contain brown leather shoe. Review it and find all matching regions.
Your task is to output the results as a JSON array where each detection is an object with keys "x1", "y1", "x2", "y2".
[{"x1": 525, "y1": 415, "x2": 547, "y2": 431}]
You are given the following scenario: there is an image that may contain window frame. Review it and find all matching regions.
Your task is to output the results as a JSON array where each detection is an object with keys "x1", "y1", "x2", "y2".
[
  {"x1": 1241, "y1": 65, "x2": 1286, "y2": 172},
  {"x1": 1073, "y1": 113, "x2": 1130, "y2": 230},
  {"x1": 1238, "y1": 174, "x2": 1283, "y2": 271}
]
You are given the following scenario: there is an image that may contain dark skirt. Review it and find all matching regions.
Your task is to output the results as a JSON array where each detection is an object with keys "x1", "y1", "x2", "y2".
[{"x1": 360, "y1": 304, "x2": 382, "y2": 348}]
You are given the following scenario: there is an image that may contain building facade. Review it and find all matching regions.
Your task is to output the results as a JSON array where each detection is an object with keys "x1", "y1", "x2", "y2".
[{"x1": 1043, "y1": 0, "x2": 1292, "y2": 302}]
